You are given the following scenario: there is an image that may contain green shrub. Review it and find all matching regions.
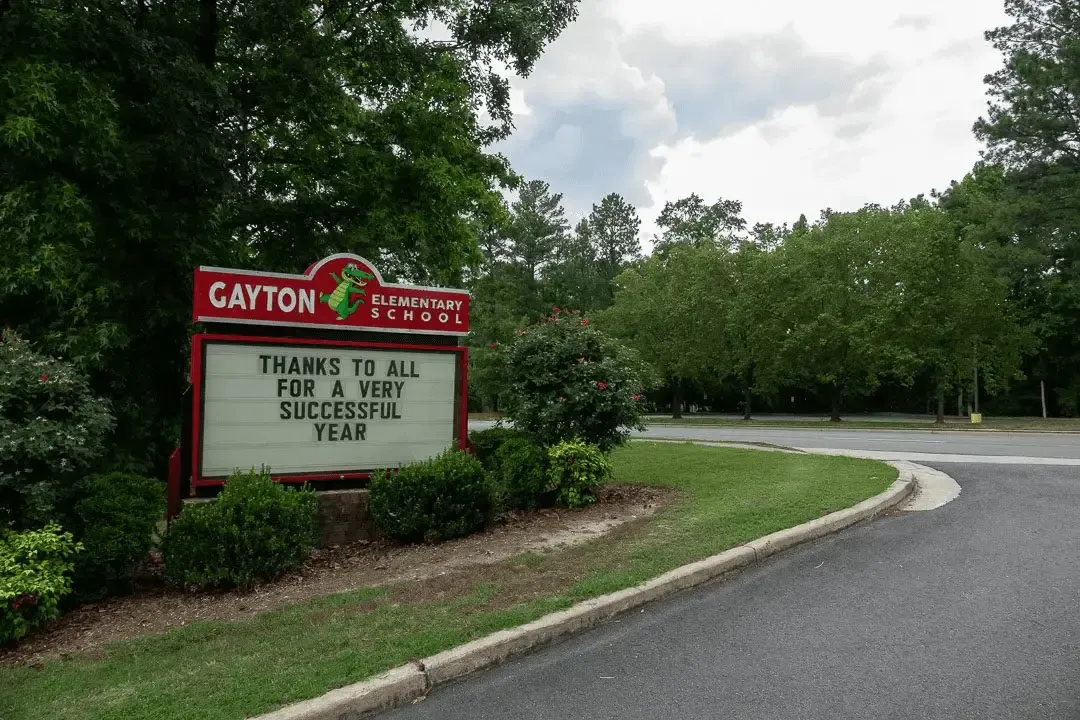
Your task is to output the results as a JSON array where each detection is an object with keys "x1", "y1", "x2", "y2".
[
  {"x1": 161, "y1": 468, "x2": 319, "y2": 588},
  {"x1": 503, "y1": 309, "x2": 652, "y2": 452},
  {"x1": 494, "y1": 436, "x2": 551, "y2": 510},
  {"x1": 71, "y1": 473, "x2": 165, "y2": 601},
  {"x1": 370, "y1": 449, "x2": 497, "y2": 543},
  {"x1": 0, "y1": 330, "x2": 115, "y2": 529},
  {"x1": 0, "y1": 524, "x2": 82, "y2": 644},
  {"x1": 467, "y1": 426, "x2": 531, "y2": 471},
  {"x1": 547, "y1": 439, "x2": 613, "y2": 508}
]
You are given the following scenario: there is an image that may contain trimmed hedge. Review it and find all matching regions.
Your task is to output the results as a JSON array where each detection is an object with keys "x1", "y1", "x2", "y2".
[
  {"x1": 162, "y1": 468, "x2": 319, "y2": 588},
  {"x1": 71, "y1": 473, "x2": 165, "y2": 601},
  {"x1": 493, "y1": 436, "x2": 551, "y2": 510},
  {"x1": 370, "y1": 449, "x2": 497, "y2": 543}
]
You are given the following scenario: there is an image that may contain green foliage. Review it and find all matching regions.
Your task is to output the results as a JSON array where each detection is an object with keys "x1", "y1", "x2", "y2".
[
  {"x1": 507, "y1": 180, "x2": 570, "y2": 280},
  {"x1": 546, "y1": 439, "x2": 612, "y2": 508},
  {"x1": 493, "y1": 436, "x2": 551, "y2": 510},
  {"x1": 0, "y1": 330, "x2": 114, "y2": 530},
  {"x1": 467, "y1": 427, "x2": 532, "y2": 471},
  {"x1": 161, "y1": 468, "x2": 319, "y2": 589},
  {"x1": 369, "y1": 450, "x2": 497, "y2": 543},
  {"x1": 71, "y1": 473, "x2": 165, "y2": 602},
  {"x1": 1, "y1": 0, "x2": 582, "y2": 475},
  {"x1": 503, "y1": 309, "x2": 652, "y2": 451},
  {"x1": 654, "y1": 193, "x2": 747, "y2": 254},
  {"x1": 0, "y1": 524, "x2": 81, "y2": 644}
]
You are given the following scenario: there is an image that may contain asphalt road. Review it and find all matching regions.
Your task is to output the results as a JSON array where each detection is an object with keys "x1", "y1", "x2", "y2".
[
  {"x1": 469, "y1": 421, "x2": 1080, "y2": 463},
  {"x1": 638, "y1": 425, "x2": 1080, "y2": 463},
  {"x1": 383, "y1": 464, "x2": 1080, "y2": 720}
]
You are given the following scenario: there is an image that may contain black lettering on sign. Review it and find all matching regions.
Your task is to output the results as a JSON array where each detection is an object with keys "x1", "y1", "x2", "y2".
[
  {"x1": 331, "y1": 380, "x2": 344, "y2": 398},
  {"x1": 408, "y1": 361, "x2": 419, "y2": 378},
  {"x1": 288, "y1": 357, "x2": 301, "y2": 374},
  {"x1": 273, "y1": 356, "x2": 286, "y2": 374},
  {"x1": 327, "y1": 423, "x2": 339, "y2": 441},
  {"x1": 303, "y1": 379, "x2": 315, "y2": 397},
  {"x1": 387, "y1": 361, "x2": 398, "y2": 377},
  {"x1": 277, "y1": 378, "x2": 289, "y2": 397},
  {"x1": 259, "y1": 355, "x2": 271, "y2": 373},
  {"x1": 280, "y1": 401, "x2": 291, "y2": 420},
  {"x1": 302, "y1": 357, "x2": 315, "y2": 375},
  {"x1": 314, "y1": 422, "x2": 327, "y2": 441},
  {"x1": 329, "y1": 358, "x2": 340, "y2": 376}
]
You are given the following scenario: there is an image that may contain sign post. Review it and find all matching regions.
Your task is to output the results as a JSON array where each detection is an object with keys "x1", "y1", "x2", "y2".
[{"x1": 184, "y1": 254, "x2": 470, "y2": 492}]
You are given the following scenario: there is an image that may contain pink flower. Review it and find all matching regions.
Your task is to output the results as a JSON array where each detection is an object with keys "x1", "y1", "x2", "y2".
[
  {"x1": 40, "y1": 374, "x2": 48, "y2": 382},
  {"x1": 632, "y1": 395, "x2": 642, "y2": 401},
  {"x1": 597, "y1": 381, "x2": 608, "y2": 390},
  {"x1": 489, "y1": 343, "x2": 497, "y2": 349},
  {"x1": 580, "y1": 319, "x2": 590, "y2": 327},
  {"x1": 552, "y1": 306, "x2": 561, "y2": 314}
]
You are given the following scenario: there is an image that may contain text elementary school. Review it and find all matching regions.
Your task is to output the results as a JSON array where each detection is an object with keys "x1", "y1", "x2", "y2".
[{"x1": 186, "y1": 253, "x2": 470, "y2": 489}]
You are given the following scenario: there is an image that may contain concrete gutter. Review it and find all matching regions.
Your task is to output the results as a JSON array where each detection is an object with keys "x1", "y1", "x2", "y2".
[{"x1": 250, "y1": 464, "x2": 917, "y2": 720}]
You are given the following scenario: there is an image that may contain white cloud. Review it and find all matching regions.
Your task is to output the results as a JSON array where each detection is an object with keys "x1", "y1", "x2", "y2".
[{"x1": 499, "y1": 0, "x2": 1011, "y2": 246}]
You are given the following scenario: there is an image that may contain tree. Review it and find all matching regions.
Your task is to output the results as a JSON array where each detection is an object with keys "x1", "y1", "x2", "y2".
[
  {"x1": 508, "y1": 180, "x2": 570, "y2": 280},
  {"x1": 974, "y1": 0, "x2": 1080, "y2": 167},
  {"x1": 771, "y1": 207, "x2": 917, "y2": 421},
  {"x1": 886, "y1": 202, "x2": 1031, "y2": 423},
  {"x1": 654, "y1": 193, "x2": 746, "y2": 254},
  {"x1": 968, "y1": 0, "x2": 1080, "y2": 414},
  {"x1": 1, "y1": 0, "x2": 583, "y2": 471},
  {"x1": 601, "y1": 244, "x2": 720, "y2": 418},
  {"x1": 588, "y1": 193, "x2": 642, "y2": 283}
]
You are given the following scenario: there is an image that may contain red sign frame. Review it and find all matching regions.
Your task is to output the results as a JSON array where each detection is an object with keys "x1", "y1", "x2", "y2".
[
  {"x1": 193, "y1": 253, "x2": 470, "y2": 336},
  {"x1": 190, "y1": 333, "x2": 469, "y2": 487}
]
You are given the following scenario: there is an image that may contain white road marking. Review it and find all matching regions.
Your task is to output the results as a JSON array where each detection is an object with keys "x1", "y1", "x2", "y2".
[{"x1": 800, "y1": 448, "x2": 1080, "y2": 466}]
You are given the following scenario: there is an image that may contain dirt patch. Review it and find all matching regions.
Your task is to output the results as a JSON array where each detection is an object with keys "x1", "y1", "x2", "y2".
[{"x1": 2, "y1": 484, "x2": 677, "y2": 667}]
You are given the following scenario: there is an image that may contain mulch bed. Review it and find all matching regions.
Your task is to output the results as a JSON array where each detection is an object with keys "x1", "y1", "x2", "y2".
[{"x1": 2, "y1": 484, "x2": 678, "y2": 667}]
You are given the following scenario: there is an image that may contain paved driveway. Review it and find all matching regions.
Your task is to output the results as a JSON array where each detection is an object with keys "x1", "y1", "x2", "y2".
[
  {"x1": 469, "y1": 420, "x2": 1080, "y2": 463},
  {"x1": 383, "y1": 464, "x2": 1080, "y2": 720}
]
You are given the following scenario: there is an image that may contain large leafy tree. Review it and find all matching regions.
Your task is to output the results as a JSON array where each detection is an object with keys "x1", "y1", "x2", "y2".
[
  {"x1": 601, "y1": 244, "x2": 719, "y2": 418},
  {"x1": 1, "y1": 0, "x2": 582, "y2": 471},
  {"x1": 654, "y1": 193, "x2": 746, "y2": 255},
  {"x1": 968, "y1": 0, "x2": 1080, "y2": 414}
]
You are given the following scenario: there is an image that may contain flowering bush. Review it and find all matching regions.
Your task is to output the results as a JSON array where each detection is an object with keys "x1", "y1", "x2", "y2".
[
  {"x1": 0, "y1": 524, "x2": 82, "y2": 644},
  {"x1": 0, "y1": 330, "x2": 115, "y2": 529},
  {"x1": 546, "y1": 439, "x2": 613, "y2": 508},
  {"x1": 502, "y1": 309, "x2": 652, "y2": 451}
]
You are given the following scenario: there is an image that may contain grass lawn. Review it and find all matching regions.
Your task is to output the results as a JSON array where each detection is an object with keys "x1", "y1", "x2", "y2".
[
  {"x1": 647, "y1": 416, "x2": 1080, "y2": 432},
  {"x1": 2, "y1": 443, "x2": 895, "y2": 720}
]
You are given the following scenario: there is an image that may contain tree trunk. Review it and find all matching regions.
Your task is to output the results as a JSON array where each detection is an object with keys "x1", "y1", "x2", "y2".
[
  {"x1": 829, "y1": 385, "x2": 842, "y2": 422},
  {"x1": 671, "y1": 377, "x2": 683, "y2": 420},
  {"x1": 1041, "y1": 380, "x2": 1048, "y2": 418},
  {"x1": 197, "y1": 0, "x2": 218, "y2": 69},
  {"x1": 936, "y1": 382, "x2": 946, "y2": 425},
  {"x1": 741, "y1": 365, "x2": 754, "y2": 421}
]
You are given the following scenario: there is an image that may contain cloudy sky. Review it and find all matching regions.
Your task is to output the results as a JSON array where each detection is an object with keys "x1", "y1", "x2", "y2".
[{"x1": 494, "y1": 0, "x2": 1010, "y2": 244}]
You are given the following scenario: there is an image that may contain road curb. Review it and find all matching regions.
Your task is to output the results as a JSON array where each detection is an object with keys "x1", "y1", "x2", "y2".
[{"x1": 250, "y1": 465, "x2": 916, "y2": 720}]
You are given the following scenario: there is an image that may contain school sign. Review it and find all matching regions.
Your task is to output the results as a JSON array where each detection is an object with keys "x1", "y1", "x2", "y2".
[{"x1": 186, "y1": 254, "x2": 470, "y2": 489}]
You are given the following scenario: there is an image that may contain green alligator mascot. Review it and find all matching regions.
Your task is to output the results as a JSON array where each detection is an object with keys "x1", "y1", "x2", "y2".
[{"x1": 320, "y1": 262, "x2": 375, "y2": 320}]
